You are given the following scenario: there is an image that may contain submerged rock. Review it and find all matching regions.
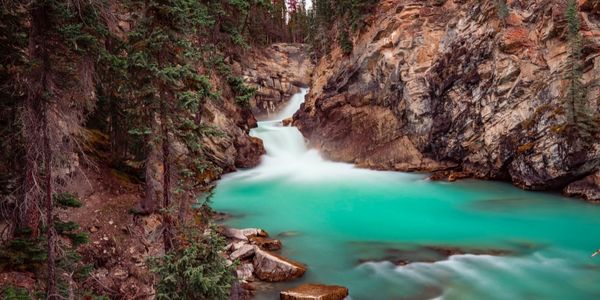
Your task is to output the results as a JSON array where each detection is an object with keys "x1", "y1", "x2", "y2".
[
  {"x1": 353, "y1": 242, "x2": 516, "y2": 266},
  {"x1": 282, "y1": 117, "x2": 293, "y2": 127},
  {"x1": 429, "y1": 170, "x2": 472, "y2": 182},
  {"x1": 253, "y1": 248, "x2": 306, "y2": 282},
  {"x1": 280, "y1": 284, "x2": 349, "y2": 300}
]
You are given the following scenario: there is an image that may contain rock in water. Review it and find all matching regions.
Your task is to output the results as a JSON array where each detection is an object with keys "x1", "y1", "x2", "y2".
[
  {"x1": 221, "y1": 227, "x2": 269, "y2": 241},
  {"x1": 253, "y1": 248, "x2": 306, "y2": 281},
  {"x1": 282, "y1": 117, "x2": 293, "y2": 127},
  {"x1": 250, "y1": 236, "x2": 283, "y2": 251},
  {"x1": 236, "y1": 263, "x2": 255, "y2": 281},
  {"x1": 230, "y1": 244, "x2": 256, "y2": 261},
  {"x1": 564, "y1": 171, "x2": 600, "y2": 202},
  {"x1": 280, "y1": 284, "x2": 349, "y2": 300}
]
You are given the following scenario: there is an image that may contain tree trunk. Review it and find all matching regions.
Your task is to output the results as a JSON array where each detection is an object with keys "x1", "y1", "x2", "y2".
[
  {"x1": 27, "y1": 2, "x2": 58, "y2": 298},
  {"x1": 160, "y1": 100, "x2": 174, "y2": 252},
  {"x1": 44, "y1": 106, "x2": 57, "y2": 300},
  {"x1": 23, "y1": 0, "x2": 53, "y2": 238},
  {"x1": 141, "y1": 114, "x2": 161, "y2": 214}
]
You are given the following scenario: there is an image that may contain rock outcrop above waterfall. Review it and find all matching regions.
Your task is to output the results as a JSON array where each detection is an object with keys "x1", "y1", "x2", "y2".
[
  {"x1": 234, "y1": 43, "x2": 314, "y2": 117},
  {"x1": 294, "y1": 0, "x2": 600, "y2": 193},
  {"x1": 201, "y1": 89, "x2": 265, "y2": 175}
]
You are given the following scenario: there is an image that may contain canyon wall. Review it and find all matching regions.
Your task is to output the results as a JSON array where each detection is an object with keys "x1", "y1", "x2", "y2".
[
  {"x1": 235, "y1": 43, "x2": 314, "y2": 118},
  {"x1": 294, "y1": 0, "x2": 600, "y2": 193}
]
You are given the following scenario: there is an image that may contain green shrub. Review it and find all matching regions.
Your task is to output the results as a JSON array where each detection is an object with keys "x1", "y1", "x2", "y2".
[
  {"x1": 227, "y1": 76, "x2": 256, "y2": 108},
  {"x1": 339, "y1": 30, "x2": 353, "y2": 55},
  {"x1": 1, "y1": 286, "x2": 31, "y2": 300},
  {"x1": 150, "y1": 230, "x2": 236, "y2": 300}
]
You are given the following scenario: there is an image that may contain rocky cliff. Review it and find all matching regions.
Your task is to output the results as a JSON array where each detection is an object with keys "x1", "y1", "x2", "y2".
[
  {"x1": 295, "y1": 0, "x2": 600, "y2": 194},
  {"x1": 201, "y1": 90, "x2": 264, "y2": 174},
  {"x1": 200, "y1": 43, "x2": 315, "y2": 176},
  {"x1": 235, "y1": 43, "x2": 314, "y2": 118}
]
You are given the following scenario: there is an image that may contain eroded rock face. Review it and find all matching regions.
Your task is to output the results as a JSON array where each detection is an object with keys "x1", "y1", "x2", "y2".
[
  {"x1": 253, "y1": 248, "x2": 306, "y2": 282},
  {"x1": 564, "y1": 171, "x2": 600, "y2": 202},
  {"x1": 202, "y1": 99, "x2": 265, "y2": 174},
  {"x1": 236, "y1": 43, "x2": 314, "y2": 117},
  {"x1": 280, "y1": 284, "x2": 349, "y2": 300},
  {"x1": 294, "y1": 0, "x2": 600, "y2": 191}
]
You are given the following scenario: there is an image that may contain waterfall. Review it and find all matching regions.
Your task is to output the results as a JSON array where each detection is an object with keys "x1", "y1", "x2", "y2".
[{"x1": 234, "y1": 88, "x2": 367, "y2": 182}]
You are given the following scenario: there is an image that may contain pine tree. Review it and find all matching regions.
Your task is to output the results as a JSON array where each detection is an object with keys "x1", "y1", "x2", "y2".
[
  {"x1": 19, "y1": 1, "x2": 107, "y2": 297},
  {"x1": 564, "y1": 0, "x2": 597, "y2": 141},
  {"x1": 126, "y1": 0, "x2": 214, "y2": 251}
]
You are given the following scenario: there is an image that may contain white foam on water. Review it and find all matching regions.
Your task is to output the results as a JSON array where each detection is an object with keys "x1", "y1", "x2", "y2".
[
  {"x1": 355, "y1": 252, "x2": 587, "y2": 300},
  {"x1": 226, "y1": 88, "x2": 380, "y2": 183}
]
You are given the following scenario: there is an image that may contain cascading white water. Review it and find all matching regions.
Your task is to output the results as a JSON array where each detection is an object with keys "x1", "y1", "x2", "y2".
[{"x1": 233, "y1": 88, "x2": 370, "y2": 182}]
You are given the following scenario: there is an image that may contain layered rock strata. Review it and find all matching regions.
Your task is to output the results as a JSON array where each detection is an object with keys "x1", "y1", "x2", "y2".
[{"x1": 294, "y1": 0, "x2": 600, "y2": 192}]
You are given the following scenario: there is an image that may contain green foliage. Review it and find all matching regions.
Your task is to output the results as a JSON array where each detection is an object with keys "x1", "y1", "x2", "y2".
[
  {"x1": 339, "y1": 30, "x2": 353, "y2": 55},
  {"x1": 53, "y1": 192, "x2": 82, "y2": 208},
  {"x1": 1, "y1": 286, "x2": 31, "y2": 300},
  {"x1": 0, "y1": 233, "x2": 47, "y2": 271},
  {"x1": 497, "y1": 0, "x2": 509, "y2": 23},
  {"x1": 311, "y1": 0, "x2": 379, "y2": 56},
  {"x1": 150, "y1": 229, "x2": 236, "y2": 300},
  {"x1": 227, "y1": 76, "x2": 257, "y2": 107},
  {"x1": 564, "y1": 0, "x2": 598, "y2": 141}
]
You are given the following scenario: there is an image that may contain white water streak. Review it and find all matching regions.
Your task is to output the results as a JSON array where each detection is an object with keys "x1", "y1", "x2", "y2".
[{"x1": 227, "y1": 88, "x2": 373, "y2": 182}]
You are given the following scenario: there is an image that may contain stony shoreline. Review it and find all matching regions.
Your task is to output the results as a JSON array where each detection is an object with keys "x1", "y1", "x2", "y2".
[{"x1": 219, "y1": 226, "x2": 349, "y2": 300}]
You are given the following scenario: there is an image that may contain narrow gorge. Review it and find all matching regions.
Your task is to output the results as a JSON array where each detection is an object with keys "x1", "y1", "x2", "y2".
[{"x1": 2, "y1": 1, "x2": 600, "y2": 300}]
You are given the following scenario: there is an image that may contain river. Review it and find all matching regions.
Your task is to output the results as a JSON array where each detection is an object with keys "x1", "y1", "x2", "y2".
[{"x1": 212, "y1": 89, "x2": 600, "y2": 300}]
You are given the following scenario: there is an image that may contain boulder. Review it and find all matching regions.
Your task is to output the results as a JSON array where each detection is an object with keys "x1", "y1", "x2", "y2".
[
  {"x1": 230, "y1": 244, "x2": 256, "y2": 261},
  {"x1": 253, "y1": 248, "x2": 306, "y2": 282},
  {"x1": 241, "y1": 228, "x2": 269, "y2": 238},
  {"x1": 236, "y1": 263, "x2": 255, "y2": 281},
  {"x1": 282, "y1": 117, "x2": 293, "y2": 127},
  {"x1": 280, "y1": 284, "x2": 349, "y2": 300},
  {"x1": 221, "y1": 227, "x2": 269, "y2": 241},
  {"x1": 250, "y1": 236, "x2": 283, "y2": 251},
  {"x1": 564, "y1": 172, "x2": 600, "y2": 202}
]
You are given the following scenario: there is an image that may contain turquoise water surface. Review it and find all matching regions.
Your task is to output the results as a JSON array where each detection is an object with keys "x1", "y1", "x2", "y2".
[{"x1": 212, "y1": 90, "x2": 600, "y2": 300}]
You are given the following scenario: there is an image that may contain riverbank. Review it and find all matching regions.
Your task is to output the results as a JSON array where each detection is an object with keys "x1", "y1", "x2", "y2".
[{"x1": 212, "y1": 89, "x2": 600, "y2": 299}]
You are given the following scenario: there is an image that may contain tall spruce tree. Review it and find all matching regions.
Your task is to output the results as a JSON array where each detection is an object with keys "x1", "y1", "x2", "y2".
[
  {"x1": 17, "y1": 0, "x2": 107, "y2": 297},
  {"x1": 564, "y1": 0, "x2": 597, "y2": 141},
  {"x1": 126, "y1": 0, "x2": 213, "y2": 251}
]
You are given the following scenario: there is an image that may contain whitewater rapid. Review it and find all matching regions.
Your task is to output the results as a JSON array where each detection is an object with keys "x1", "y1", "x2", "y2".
[{"x1": 230, "y1": 88, "x2": 373, "y2": 182}]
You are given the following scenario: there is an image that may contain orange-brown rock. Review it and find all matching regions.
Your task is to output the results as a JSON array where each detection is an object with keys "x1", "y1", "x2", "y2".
[
  {"x1": 295, "y1": 0, "x2": 600, "y2": 192},
  {"x1": 280, "y1": 284, "x2": 349, "y2": 300},
  {"x1": 253, "y1": 248, "x2": 306, "y2": 282},
  {"x1": 564, "y1": 171, "x2": 600, "y2": 202},
  {"x1": 235, "y1": 43, "x2": 314, "y2": 118},
  {"x1": 250, "y1": 236, "x2": 283, "y2": 251}
]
